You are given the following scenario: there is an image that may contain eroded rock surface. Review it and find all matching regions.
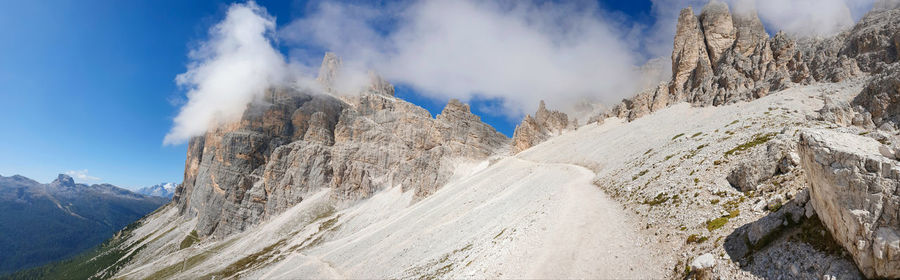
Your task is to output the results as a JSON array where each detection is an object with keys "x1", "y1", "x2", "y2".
[
  {"x1": 853, "y1": 65, "x2": 900, "y2": 128},
  {"x1": 608, "y1": 2, "x2": 900, "y2": 122},
  {"x1": 174, "y1": 53, "x2": 509, "y2": 238},
  {"x1": 799, "y1": 129, "x2": 900, "y2": 278},
  {"x1": 511, "y1": 100, "x2": 569, "y2": 153}
]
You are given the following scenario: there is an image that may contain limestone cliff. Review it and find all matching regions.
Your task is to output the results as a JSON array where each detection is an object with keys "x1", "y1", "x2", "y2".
[
  {"x1": 611, "y1": 1, "x2": 900, "y2": 121},
  {"x1": 511, "y1": 101, "x2": 569, "y2": 154},
  {"x1": 173, "y1": 53, "x2": 508, "y2": 238}
]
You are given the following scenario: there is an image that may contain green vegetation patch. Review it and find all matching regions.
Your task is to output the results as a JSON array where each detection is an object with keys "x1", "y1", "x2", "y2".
[
  {"x1": 686, "y1": 234, "x2": 708, "y2": 244},
  {"x1": 3, "y1": 220, "x2": 148, "y2": 280},
  {"x1": 205, "y1": 239, "x2": 288, "y2": 279},
  {"x1": 672, "y1": 133, "x2": 686, "y2": 140},
  {"x1": 705, "y1": 217, "x2": 729, "y2": 232},
  {"x1": 643, "y1": 193, "x2": 670, "y2": 206},
  {"x1": 632, "y1": 170, "x2": 649, "y2": 181},
  {"x1": 179, "y1": 230, "x2": 199, "y2": 250},
  {"x1": 724, "y1": 132, "x2": 777, "y2": 157}
]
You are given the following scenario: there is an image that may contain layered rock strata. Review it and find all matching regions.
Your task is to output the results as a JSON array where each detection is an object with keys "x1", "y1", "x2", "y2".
[
  {"x1": 174, "y1": 53, "x2": 508, "y2": 238},
  {"x1": 799, "y1": 129, "x2": 900, "y2": 278},
  {"x1": 511, "y1": 100, "x2": 569, "y2": 154},
  {"x1": 611, "y1": 1, "x2": 900, "y2": 122}
]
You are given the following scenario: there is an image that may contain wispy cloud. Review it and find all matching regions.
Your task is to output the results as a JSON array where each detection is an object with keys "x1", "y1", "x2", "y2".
[
  {"x1": 163, "y1": 1, "x2": 290, "y2": 145},
  {"x1": 64, "y1": 169, "x2": 101, "y2": 181},
  {"x1": 165, "y1": 0, "x2": 880, "y2": 143},
  {"x1": 281, "y1": 0, "x2": 657, "y2": 117}
]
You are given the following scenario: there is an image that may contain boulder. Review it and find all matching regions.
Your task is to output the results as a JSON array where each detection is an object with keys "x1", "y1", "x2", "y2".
[
  {"x1": 799, "y1": 129, "x2": 900, "y2": 278},
  {"x1": 726, "y1": 134, "x2": 796, "y2": 192}
]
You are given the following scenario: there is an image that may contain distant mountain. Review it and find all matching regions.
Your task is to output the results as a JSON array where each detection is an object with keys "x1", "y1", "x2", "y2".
[
  {"x1": 135, "y1": 182, "x2": 177, "y2": 198},
  {"x1": 0, "y1": 174, "x2": 167, "y2": 275}
]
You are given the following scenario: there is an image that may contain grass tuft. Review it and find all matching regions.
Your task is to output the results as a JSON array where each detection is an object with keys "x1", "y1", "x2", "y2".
[{"x1": 724, "y1": 132, "x2": 777, "y2": 157}]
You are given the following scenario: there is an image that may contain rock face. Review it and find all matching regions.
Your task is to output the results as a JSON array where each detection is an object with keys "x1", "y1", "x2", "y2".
[
  {"x1": 699, "y1": 1, "x2": 735, "y2": 65},
  {"x1": 609, "y1": 2, "x2": 900, "y2": 121},
  {"x1": 799, "y1": 129, "x2": 900, "y2": 278},
  {"x1": 670, "y1": 7, "x2": 712, "y2": 99},
  {"x1": 731, "y1": 7, "x2": 767, "y2": 57},
  {"x1": 174, "y1": 53, "x2": 509, "y2": 238},
  {"x1": 842, "y1": 8, "x2": 900, "y2": 72},
  {"x1": 853, "y1": 65, "x2": 900, "y2": 128},
  {"x1": 511, "y1": 100, "x2": 569, "y2": 153}
]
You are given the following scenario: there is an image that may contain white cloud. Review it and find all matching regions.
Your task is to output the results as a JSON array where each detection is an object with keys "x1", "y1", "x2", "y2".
[
  {"x1": 165, "y1": 0, "x2": 882, "y2": 142},
  {"x1": 163, "y1": 1, "x2": 290, "y2": 145},
  {"x1": 753, "y1": 0, "x2": 856, "y2": 35},
  {"x1": 282, "y1": 0, "x2": 651, "y2": 117},
  {"x1": 64, "y1": 169, "x2": 100, "y2": 181}
]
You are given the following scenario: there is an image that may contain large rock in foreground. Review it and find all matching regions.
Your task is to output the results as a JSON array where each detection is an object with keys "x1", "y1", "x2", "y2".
[{"x1": 799, "y1": 129, "x2": 900, "y2": 278}]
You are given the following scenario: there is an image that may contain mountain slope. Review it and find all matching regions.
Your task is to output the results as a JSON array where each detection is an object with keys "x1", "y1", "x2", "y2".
[
  {"x1": 63, "y1": 80, "x2": 855, "y2": 279},
  {"x1": 31, "y1": 2, "x2": 900, "y2": 279},
  {"x1": 0, "y1": 174, "x2": 168, "y2": 274}
]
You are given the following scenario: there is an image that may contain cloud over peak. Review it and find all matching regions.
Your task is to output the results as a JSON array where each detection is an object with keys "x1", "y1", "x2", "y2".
[
  {"x1": 164, "y1": 1, "x2": 288, "y2": 145},
  {"x1": 165, "y1": 0, "x2": 879, "y2": 144},
  {"x1": 64, "y1": 169, "x2": 100, "y2": 182}
]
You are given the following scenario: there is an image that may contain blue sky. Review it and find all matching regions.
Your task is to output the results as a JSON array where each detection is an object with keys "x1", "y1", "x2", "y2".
[{"x1": 0, "y1": 0, "x2": 657, "y2": 189}]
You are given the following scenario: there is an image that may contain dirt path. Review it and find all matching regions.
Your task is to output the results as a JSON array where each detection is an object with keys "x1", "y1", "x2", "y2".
[{"x1": 511, "y1": 158, "x2": 665, "y2": 279}]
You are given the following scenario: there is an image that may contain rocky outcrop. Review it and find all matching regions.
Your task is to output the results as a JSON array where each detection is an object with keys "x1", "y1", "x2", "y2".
[
  {"x1": 852, "y1": 65, "x2": 900, "y2": 128},
  {"x1": 511, "y1": 101, "x2": 569, "y2": 153},
  {"x1": 608, "y1": 1, "x2": 900, "y2": 122},
  {"x1": 726, "y1": 133, "x2": 799, "y2": 192},
  {"x1": 799, "y1": 129, "x2": 900, "y2": 278},
  {"x1": 731, "y1": 7, "x2": 767, "y2": 57},
  {"x1": 317, "y1": 52, "x2": 341, "y2": 93},
  {"x1": 841, "y1": 8, "x2": 900, "y2": 72},
  {"x1": 699, "y1": 1, "x2": 735, "y2": 65},
  {"x1": 670, "y1": 7, "x2": 712, "y2": 98},
  {"x1": 173, "y1": 53, "x2": 509, "y2": 238}
]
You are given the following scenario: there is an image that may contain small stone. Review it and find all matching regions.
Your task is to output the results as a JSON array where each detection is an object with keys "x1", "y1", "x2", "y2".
[
  {"x1": 691, "y1": 253, "x2": 716, "y2": 270},
  {"x1": 879, "y1": 145, "x2": 895, "y2": 159}
]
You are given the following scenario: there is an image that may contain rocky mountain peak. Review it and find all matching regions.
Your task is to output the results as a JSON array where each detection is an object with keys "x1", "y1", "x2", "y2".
[
  {"x1": 511, "y1": 100, "x2": 569, "y2": 154},
  {"x1": 700, "y1": 0, "x2": 736, "y2": 65},
  {"x1": 317, "y1": 52, "x2": 342, "y2": 93},
  {"x1": 51, "y1": 174, "x2": 75, "y2": 188},
  {"x1": 365, "y1": 71, "x2": 395, "y2": 97},
  {"x1": 173, "y1": 52, "x2": 509, "y2": 238},
  {"x1": 443, "y1": 98, "x2": 470, "y2": 114},
  {"x1": 731, "y1": 5, "x2": 767, "y2": 57},
  {"x1": 604, "y1": 0, "x2": 900, "y2": 123}
]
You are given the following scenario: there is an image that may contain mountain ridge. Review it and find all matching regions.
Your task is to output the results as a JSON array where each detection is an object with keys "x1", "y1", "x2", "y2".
[
  {"x1": 0, "y1": 174, "x2": 167, "y2": 275},
  {"x1": 12, "y1": 1, "x2": 900, "y2": 279}
]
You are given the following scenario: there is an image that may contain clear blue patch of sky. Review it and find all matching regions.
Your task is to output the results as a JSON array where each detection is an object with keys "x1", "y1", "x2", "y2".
[{"x1": 0, "y1": 0, "x2": 653, "y2": 189}]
